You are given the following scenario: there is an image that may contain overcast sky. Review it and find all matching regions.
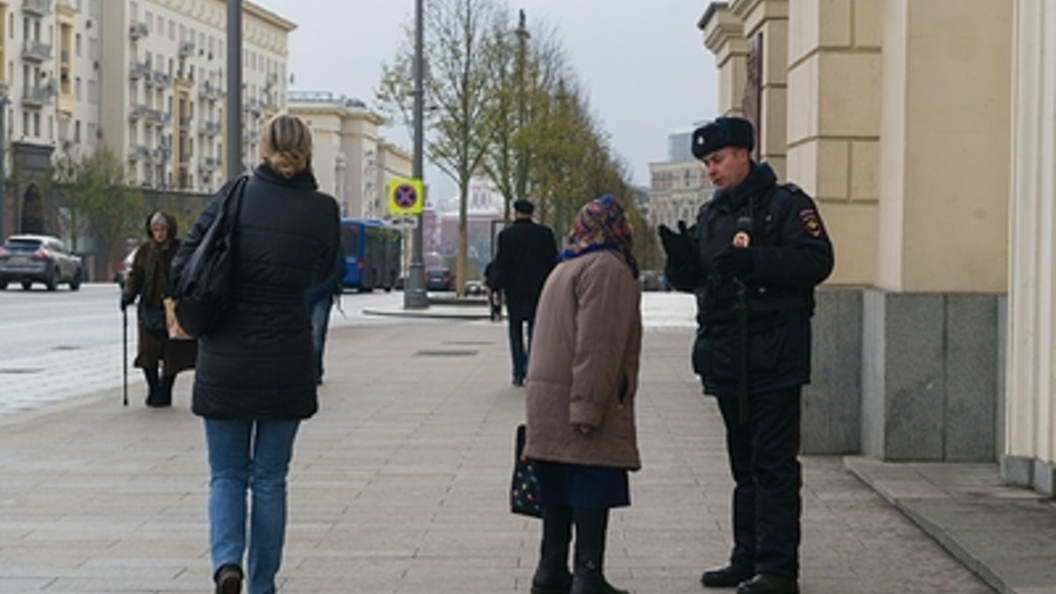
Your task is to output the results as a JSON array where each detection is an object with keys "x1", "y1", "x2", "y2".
[{"x1": 253, "y1": 0, "x2": 719, "y2": 195}]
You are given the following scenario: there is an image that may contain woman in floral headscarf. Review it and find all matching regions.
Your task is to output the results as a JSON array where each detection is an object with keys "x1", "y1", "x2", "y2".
[{"x1": 523, "y1": 194, "x2": 642, "y2": 594}]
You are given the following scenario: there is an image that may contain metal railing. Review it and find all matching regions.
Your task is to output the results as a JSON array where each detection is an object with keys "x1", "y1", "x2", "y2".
[
  {"x1": 22, "y1": 39, "x2": 52, "y2": 61},
  {"x1": 22, "y1": 85, "x2": 53, "y2": 106},
  {"x1": 129, "y1": 22, "x2": 148, "y2": 40},
  {"x1": 23, "y1": 0, "x2": 52, "y2": 17},
  {"x1": 129, "y1": 61, "x2": 150, "y2": 80}
]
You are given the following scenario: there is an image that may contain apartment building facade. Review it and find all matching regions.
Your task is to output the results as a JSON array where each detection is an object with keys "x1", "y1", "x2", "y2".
[
  {"x1": 99, "y1": 0, "x2": 294, "y2": 195},
  {"x1": 287, "y1": 91, "x2": 412, "y2": 220},
  {"x1": 0, "y1": 0, "x2": 296, "y2": 239}
]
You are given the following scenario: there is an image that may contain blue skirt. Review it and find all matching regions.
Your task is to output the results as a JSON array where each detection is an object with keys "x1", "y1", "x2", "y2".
[{"x1": 535, "y1": 460, "x2": 630, "y2": 509}]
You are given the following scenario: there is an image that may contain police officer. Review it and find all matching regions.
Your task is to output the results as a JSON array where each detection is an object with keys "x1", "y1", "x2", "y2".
[{"x1": 659, "y1": 117, "x2": 833, "y2": 594}]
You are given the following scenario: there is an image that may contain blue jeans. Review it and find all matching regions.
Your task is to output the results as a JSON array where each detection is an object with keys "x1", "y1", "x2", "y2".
[
  {"x1": 205, "y1": 418, "x2": 301, "y2": 594},
  {"x1": 508, "y1": 314, "x2": 534, "y2": 381},
  {"x1": 310, "y1": 297, "x2": 332, "y2": 383}
]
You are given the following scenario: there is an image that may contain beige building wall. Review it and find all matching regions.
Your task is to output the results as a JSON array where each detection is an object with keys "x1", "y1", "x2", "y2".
[
  {"x1": 701, "y1": 4, "x2": 746, "y2": 118},
  {"x1": 1006, "y1": 0, "x2": 1056, "y2": 491},
  {"x1": 875, "y1": 0, "x2": 1011, "y2": 293},
  {"x1": 786, "y1": 0, "x2": 882, "y2": 286}
]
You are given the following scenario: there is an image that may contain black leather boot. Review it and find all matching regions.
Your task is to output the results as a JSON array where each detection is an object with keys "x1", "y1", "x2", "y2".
[
  {"x1": 570, "y1": 508, "x2": 628, "y2": 594},
  {"x1": 143, "y1": 367, "x2": 161, "y2": 406},
  {"x1": 213, "y1": 563, "x2": 243, "y2": 594},
  {"x1": 155, "y1": 375, "x2": 174, "y2": 407},
  {"x1": 532, "y1": 506, "x2": 573, "y2": 594}
]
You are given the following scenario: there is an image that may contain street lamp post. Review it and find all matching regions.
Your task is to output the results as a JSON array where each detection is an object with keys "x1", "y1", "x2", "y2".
[
  {"x1": 0, "y1": 85, "x2": 9, "y2": 240},
  {"x1": 226, "y1": 0, "x2": 242, "y2": 181},
  {"x1": 403, "y1": 0, "x2": 428, "y2": 309}
]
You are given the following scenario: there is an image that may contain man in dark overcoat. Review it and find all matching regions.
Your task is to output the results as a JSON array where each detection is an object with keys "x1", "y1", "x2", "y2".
[
  {"x1": 660, "y1": 117, "x2": 834, "y2": 594},
  {"x1": 489, "y1": 200, "x2": 557, "y2": 386}
]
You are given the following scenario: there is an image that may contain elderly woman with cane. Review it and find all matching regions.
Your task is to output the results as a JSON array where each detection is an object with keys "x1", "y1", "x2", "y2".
[{"x1": 120, "y1": 211, "x2": 196, "y2": 407}]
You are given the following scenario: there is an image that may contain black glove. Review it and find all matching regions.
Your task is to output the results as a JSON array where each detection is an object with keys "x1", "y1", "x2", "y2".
[
  {"x1": 658, "y1": 220, "x2": 693, "y2": 265},
  {"x1": 120, "y1": 294, "x2": 135, "y2": 311},
  {"x1": 713, "y1": 246, "x2": 755, "y2": 279}
]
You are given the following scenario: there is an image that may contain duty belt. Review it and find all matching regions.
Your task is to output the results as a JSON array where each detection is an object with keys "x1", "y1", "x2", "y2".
[{"x1": 696, "y1": 291, "x2": 809, "y2": 324}]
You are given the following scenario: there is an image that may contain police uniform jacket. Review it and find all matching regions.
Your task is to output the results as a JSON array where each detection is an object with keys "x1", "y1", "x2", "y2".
[
  {"x1": 665, "y1": 162, "x2": 834, "y2": 398},
  {"x1": 185, "y1": 163, "x2": 341, "y2": 420},
  {"x1": 524, "y1": 250, "x2": 642, "y2": 470}
]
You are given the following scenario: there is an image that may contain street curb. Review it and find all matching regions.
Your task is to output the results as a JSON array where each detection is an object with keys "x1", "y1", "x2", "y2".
[
  {"x1": 844, "y1": 456, "x2": 1055, "y2": 594},
  {"x1": 362, "y1": 307, "x2": 493, "y2": 320}
]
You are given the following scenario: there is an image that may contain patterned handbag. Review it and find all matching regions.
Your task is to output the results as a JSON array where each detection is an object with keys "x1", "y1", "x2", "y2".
[{"x1": 510, "y1": 424, "x2": 542, "y2": 518}]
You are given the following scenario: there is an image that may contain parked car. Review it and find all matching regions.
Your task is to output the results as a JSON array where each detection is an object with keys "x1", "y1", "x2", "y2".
[
  {"x1": 464, "y1": 280, "x2": 485, "y2": 296},
  {"x1": 426, "y1": 267, "x2": 453, "y2": 291},
  {"x1": 0, "y1": 234, "x2": 84, "y2": 291}
]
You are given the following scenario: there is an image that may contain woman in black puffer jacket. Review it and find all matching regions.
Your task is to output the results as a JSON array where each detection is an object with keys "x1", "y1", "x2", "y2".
[{"x1": 175, "y1": 113, "x2": 339, "y2": 594}]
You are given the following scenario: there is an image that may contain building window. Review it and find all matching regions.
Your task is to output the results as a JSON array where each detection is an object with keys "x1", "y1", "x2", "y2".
[
  {"x1": 87, "y1": 122, "x2": 96, "y2": 145},
  {"x1": 33, "y1": 113, "x2": 40, "y2": 137},
  {"x1": 22, "y1": 112, "x2": 28, "y2": 137},
  {"x1": 75, "y1": 33, "x2": 81, "y2": 57},
  {"x1": 75, "y1": 76, "x2": 81, "y2": 100},
  {"x1": 74, "y1": 120, "x2": 81, "y2": 142}
]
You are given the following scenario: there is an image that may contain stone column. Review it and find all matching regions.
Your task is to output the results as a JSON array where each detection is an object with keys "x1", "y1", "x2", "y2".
[
  {"x1": 785, "y1": 1, "x2": 884, "y2": 454},
  {"x1": 863, "y1": 0, "x2": 1011, "y2": 461},
  {"x1": 1005, "y1": 0, "x2": 1056, "y2": 495},
  {"x1": 730, "y1": 0, "x2": 788, "y2": 178},
  {"x1": 701, "y1": 4, "x2": 747, "y2": 118}
]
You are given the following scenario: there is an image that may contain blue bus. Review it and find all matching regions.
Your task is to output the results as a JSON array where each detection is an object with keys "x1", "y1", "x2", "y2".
[{"x1": 340, "y1": 219, "x2": 402, "y2": 291}]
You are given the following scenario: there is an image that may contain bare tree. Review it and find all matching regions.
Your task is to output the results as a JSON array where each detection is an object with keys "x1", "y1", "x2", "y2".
[{"x1": 378, "y1": 0, "x2": 504, "y2": 295}]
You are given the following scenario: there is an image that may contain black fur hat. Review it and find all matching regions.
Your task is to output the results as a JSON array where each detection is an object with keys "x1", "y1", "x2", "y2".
[{"x1": 690, "y1": 117, "x2": 755, "y2": 159}]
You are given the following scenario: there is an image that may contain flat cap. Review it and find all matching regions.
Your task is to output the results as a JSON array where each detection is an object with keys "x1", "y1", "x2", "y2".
[{"x1": 691, "y1": 117, "x2": 755, "y2": 159}]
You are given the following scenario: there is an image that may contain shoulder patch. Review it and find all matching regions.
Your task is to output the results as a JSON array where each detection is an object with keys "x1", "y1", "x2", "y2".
[{"x1": 799, "y1": 208, "x2": 823, "y2": 238}]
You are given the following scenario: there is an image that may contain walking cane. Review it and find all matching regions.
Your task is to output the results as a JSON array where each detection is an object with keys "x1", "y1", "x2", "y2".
[{"x1": 122, "y1": 306, "x2": 128, "y2": 407}]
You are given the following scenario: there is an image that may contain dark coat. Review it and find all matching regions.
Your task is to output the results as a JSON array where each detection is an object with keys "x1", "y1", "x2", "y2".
[
  {"x1": 491, "y1": 218, "x2": 557, "y2": 320},
  {"x1": 180, "y1": 164, "x2": 341, "y2": 420},
  {"x1": 665, "y1": 162, "x2": 834, "y2": 397},
  {"x1": 121, "y1": 212, "x2": 197, "y2": 375}
]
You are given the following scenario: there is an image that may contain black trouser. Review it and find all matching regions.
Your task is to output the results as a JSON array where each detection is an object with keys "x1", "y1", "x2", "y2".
[{"x1": 716, "y1": 386, "x2": 802, "y2": 579}]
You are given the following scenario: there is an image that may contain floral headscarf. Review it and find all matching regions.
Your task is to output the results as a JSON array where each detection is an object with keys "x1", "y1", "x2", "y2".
[{"x1": 558, "y1": 194, "x2": 638, "y2": 278}]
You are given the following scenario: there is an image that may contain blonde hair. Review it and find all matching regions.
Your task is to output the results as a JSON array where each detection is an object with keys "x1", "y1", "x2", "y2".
[{"x1": 258, "y1": 113, "x2": 312, "y2": 178}]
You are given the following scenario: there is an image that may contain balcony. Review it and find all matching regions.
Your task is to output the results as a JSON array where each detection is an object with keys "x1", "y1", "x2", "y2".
[
  {"x1": 127, "y1": 145, "x2": 150, "y2": 161},
  {"x1": 129, "y1": 21, "x2": 148, "y2": 40},
  {"x1": 199, "y1": 120, "x2": 221, "y2": 136},
  {"x1": 152, "y1": 71, "x2": 172, "y2": 88},
  {"x1": 198, "y1": 81, "x2": 222, "y2": 101},
  {"x1": 22, "y1": 84, "x2": 53, "y2": 107},
  {"x1": 152, "y1": 147, "x2": 171, "y2": 164},
  {"x1": 200, "y1": 156, "x2": 221, "y2": 171},
  {"x1": 129, "y1": 61, "x2": 150, "y2": 80},
  {"x1": 179, "y1": 116, "x2": 191, "y2": 131},
  {"x1": 128, "y1": 104, "x2": 147, "y2": 121},
  {"x1": 23, "y1": 0, "x2": 52, "y2": 17},
  {"x1": 178, "y1": 41, "x2": 195, "y2": 58},
  {"x1": 246, "y1": 97, "x2": 263, "y2": 116},
  {"x1": 22, "y1": 39, "x2": 52, "y2": 62}
]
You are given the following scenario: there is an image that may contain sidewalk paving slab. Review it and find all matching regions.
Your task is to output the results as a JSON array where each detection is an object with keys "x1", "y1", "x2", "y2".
[{"x1": 0, "y1": 320, "x2": 1001, "y2": 593}]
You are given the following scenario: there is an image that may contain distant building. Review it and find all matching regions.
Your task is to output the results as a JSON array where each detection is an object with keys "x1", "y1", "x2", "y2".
[
  {"x1": 286, "y1": 91, "x2": 412, "y2": 219},
  {"x1": 646, "y1": 132, "x2": 714, "y2": 230},
  {"x1": 426, "y1": 176, "x2": 503, "y2": 276}
]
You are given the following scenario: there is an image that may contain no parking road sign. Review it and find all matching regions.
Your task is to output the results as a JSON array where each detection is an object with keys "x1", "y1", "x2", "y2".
[{"x1": 387, "y1": 178, "x2": 424, "y2": 216}]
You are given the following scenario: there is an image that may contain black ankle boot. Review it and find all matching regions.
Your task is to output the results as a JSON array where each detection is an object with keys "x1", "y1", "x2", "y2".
[
  {"x1": 143, "y1": 367, "x2": 161, "y2": 406},
  {"x1": 213, "y1": 563, "x2": 242, "y2": 594},
  {"x1": 570, "y1": 508, "x2": 628, "y2": 594},
  {"x1": 532, "y1": 506, "x2": 573, "y2": 594},
  {"x1": 154, "y1": 375, "x2": 174, "y2": 407}
]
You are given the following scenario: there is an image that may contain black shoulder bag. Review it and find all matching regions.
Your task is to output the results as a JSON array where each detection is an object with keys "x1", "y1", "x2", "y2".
[{"x1": 171, "y1": 176, "x2": 248, "y2": 338}]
